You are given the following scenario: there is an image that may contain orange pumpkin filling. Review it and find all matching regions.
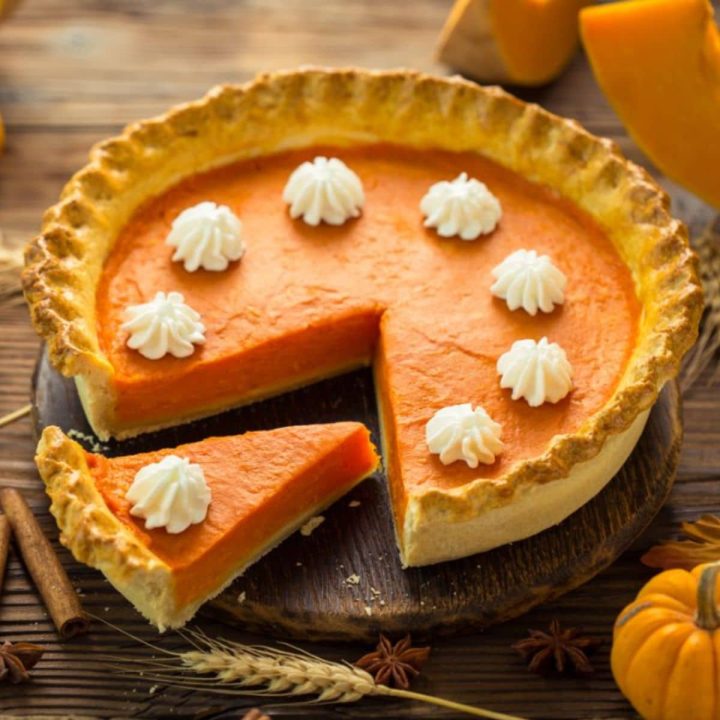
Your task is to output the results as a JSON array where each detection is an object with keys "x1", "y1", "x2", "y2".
[
  {"x1": 86, "y1": 423, "x2": 378, "y2": 607},
  {"x1": 97, "y1": 144, "x2": 640, "y2": 529}
]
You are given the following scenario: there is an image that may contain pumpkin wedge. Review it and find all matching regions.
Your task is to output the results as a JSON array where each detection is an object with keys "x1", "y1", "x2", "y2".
[
  {"x1": 581, "y1": 0, "x2": 720, "y2": 209},
  {"x1": 437, "y1": 0, "x2": 593, "y2": 86}
]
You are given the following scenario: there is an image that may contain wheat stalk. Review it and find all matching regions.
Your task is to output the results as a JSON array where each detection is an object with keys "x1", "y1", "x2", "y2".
[
  {"x1": 682, "y1": 220, "x2": 720, "y2": 391},
  {"x1": 178, "y1": 630, "x2": 376, "y2": 702},
  {"x1": 0, "y1": 404, "x2": 31, "y2": 429},
  {"x1": 93, "y1": 618, "x2": 525, "y2": 720}
]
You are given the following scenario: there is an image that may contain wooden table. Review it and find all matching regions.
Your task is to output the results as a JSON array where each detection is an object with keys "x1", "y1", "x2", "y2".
[{"x1": 0, "y1": 1, "x2": 718, "y2": 717}]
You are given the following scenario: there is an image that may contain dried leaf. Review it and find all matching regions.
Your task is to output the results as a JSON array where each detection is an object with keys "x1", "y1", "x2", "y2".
[{"x1": 642, "y1": 515, "x2": 720, "y2": 571}]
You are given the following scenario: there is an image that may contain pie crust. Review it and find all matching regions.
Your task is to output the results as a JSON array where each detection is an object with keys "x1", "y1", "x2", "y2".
[{"x1": 24, "y1": 69, "x2": 703, "y2": 567}]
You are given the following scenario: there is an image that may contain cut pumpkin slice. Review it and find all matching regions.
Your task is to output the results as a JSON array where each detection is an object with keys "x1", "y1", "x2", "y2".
[
  {"x1": 35, "y1": 423, "x2": 379, "y2": 630},
  {"x1": 581, "y1": 0, "x2": 720, "y2": 208},
  {"x1": 438, "y1": 0, "x2": 594, "y2": 86}
]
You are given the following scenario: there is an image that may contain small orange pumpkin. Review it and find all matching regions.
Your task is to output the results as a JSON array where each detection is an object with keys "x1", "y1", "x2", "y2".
[{"x1": 612, "y1": 562, "x2": 720, "y2": 720}]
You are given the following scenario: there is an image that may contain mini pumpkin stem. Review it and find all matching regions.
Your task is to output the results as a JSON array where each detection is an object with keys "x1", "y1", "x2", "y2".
[{"x1": 696, "y1": 562, "x2": 720, "y2": 630}]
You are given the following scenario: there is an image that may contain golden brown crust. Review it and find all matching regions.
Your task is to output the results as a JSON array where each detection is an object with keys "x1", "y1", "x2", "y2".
[
  {"x1": 24, "y1": 69, "x2": 703, "y2": 558},
  {"x1": 34, "y1": 425, "x2": 182, "y2": 629}
]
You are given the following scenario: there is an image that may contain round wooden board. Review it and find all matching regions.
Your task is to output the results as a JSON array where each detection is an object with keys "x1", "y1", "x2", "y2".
[{"x1": 32, "y1": 347, "x2": 682, "y2": 642}]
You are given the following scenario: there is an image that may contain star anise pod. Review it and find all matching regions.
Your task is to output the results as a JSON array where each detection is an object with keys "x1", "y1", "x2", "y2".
[
  {"x1": 512, "y1": 619, "x2": 601, "y2": 676},
  {"x1": 355, "y1": 633, "x2": 430, "y2": 689},
  {"x1": 0, "y1": 641, "x2": 45, "y2": 684}
]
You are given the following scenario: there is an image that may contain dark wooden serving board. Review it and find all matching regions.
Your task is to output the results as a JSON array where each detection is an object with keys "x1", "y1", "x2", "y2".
[{"x1": 32, "y1": 347, "x2": 682, "y2": 642}]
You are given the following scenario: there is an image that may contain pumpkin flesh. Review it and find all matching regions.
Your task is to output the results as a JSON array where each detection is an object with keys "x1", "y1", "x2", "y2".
[
  {"x1": 581, "y1": 0, "x2": 720, "y2": 208},
  {"x1": 490, "y1": 0, "x2": 594, "y2": 85},
  {"x1": 97, "y1": 143, "x2": 640, "y2": 500},
  {"x1": 87, "y1": 423, "x2": 379, "y2": 608}
]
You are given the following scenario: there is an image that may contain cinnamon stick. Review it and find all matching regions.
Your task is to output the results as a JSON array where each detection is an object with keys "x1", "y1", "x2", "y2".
[
  {"x1": 0, "y1": 515, "x2": 10, "y2": 595},
  {"x1": 0, "y1": 488, "x2": 90, "y2": 638}
]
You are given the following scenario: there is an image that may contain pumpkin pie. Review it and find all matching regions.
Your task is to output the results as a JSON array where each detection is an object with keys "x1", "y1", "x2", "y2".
[
  {"x1": 35, "y1": 422, "x2": 378, "y2": 630},
  {"x1": 24, "y1": 69, "x2": 702, "y2": 568}
]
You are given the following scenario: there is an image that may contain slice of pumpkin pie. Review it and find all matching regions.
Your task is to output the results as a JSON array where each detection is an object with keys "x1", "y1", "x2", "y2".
[{"x1": 35, "y1": 422, "x2": 379, "y2": 630}]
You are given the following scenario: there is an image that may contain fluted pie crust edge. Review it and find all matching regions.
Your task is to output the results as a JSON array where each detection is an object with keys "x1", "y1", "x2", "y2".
[{"x1": 23, "y1": 68, "x2": 703, "y2": 567}]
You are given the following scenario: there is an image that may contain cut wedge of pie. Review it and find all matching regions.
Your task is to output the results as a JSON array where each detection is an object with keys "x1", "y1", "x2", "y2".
[
  {"x1": 24, "y1": 69, "x2": 702, "y2": 569},
  {"x1": 35, "y1": 423, "x2": 379, "y2": 630}
]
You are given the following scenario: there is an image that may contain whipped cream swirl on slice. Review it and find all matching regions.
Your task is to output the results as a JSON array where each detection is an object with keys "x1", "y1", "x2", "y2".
[
  {"x1": 122, "y1": 291, "x2": 206, "y2": 360},
  {"x1": 426, "y1": 403, "x2": 504, "y2": 468},
  {"x1": 497, "y1": 337, "x2": 573, "y2": 407},
  {"x1": 420, "y1": 172, "x2": 501, "y2": 240},
  {"x1": 491, "y1": 249, "x2": 567, "y2": 316},
  {"x1": 126, "y1": 455, "x2": 211, "y2": 534},
  {"x1": 283, "y1": 156, "x2": 365, "y2": 226},
  {"x1": 166, "y1": 201, "x2": 245, "y2": 272}
]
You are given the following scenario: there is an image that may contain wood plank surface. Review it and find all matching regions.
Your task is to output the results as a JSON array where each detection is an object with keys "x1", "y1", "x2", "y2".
[{"x1": 0, "y1": 1, "x2": 718, "y2": 718}]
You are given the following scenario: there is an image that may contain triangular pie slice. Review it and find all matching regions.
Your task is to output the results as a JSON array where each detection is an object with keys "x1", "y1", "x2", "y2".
[{"x1": 35, "y1": 423, "x2": 379, "y2": 630}]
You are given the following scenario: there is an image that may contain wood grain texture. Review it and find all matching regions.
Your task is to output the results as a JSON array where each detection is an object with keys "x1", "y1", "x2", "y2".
[
  {"x1": 0, "y1": 0, "x2": 718, "y2": 717},
  {"x1": 32, "y1": 349, "x2": 683, "y2": 643}
]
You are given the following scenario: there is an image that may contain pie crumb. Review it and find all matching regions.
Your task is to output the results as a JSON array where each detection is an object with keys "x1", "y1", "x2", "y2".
[
  {"x1": 348, "y1": 500, "x2": 361, "y2": 508},
  {"x1": 300, "y1": 515, "x2": 325, "y2": 536},
  {"x1": 345, "y1": 573, "x2": 361, "y2": 585},
  {"x1": 237, "y1": 591, "x2": 246, "y2": 604},
  {"x1": 364, "y1": 605, "x2": 372, "y2": 616}
]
